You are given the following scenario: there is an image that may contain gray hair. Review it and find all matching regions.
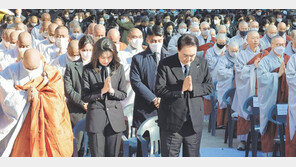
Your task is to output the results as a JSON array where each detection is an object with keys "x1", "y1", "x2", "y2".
[
  {"x1": 228, "y1": 40, "x2": 239, "y2": 49},
  {"x1": 216, "y1": 33, "x2": 226, "y2": 41},
  {"x1": 200, "y1": 21, "x2": 209, "y2": 28},
  {"x1": 218, "y1": 25, "x2": 226, "y2": 31},
  {"x1": 247, "y1": 30, "x2": 259, "y2": 36},
  {"x1": 290, "y1": 30, "x2": 296, "y2": 40},
  {"x1": 271, "y1": 35, "x2": 286, "y2": 44},
  {"x1": 178, "y1": 22, "x2": 187, "y2": 29}
]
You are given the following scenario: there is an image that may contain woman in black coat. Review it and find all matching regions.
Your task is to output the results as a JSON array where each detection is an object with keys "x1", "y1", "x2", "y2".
[
  {"x1": 64, "y1": 34, "x2": 94, "y2": 156},
  {"x1": 81, "y1": 37, "x2": 127, "y2": 157}
]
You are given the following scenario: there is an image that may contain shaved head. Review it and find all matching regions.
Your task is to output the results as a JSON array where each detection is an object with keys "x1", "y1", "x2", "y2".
[
  {"x1": 10, "y1": 31, "x2": 21, "y2": 44},
  {"x1": 40, "y1": 21, "x2": 51, "y2": 33},
  {"x1": 15, "y1": 23, "x2": 26, "y2": 32},
  {"x1": 41, "y1": 13, "x2": 51, "y2": 22},
  {"x1": 200, "y1": 21, "x2": 210, "y2": 29},
  {"x1": 23, "y1": 49, "x2": 41, "y2": 70},
  {"x1": 48, "y1": 23, "x2": 58, "y2": 36},
  {"x1": 238, "y1": 21, "x2": 249, "y2": 31},
  {"x1": 55, "y1": 26, "x2": 69, "y2": 38},
  {"x1": 67, "y1": 40, "x2": 79, "y2": 56},
  {"x1": 218, "y1": 25, "x2": 227, "y2": 34},
  {"x1": 2, "y1": 28, "x2": 15, "y2": 41},
  {"x1": 271, "y1": 36, "x2": 285, "y2": 46},
  {"x1": 250, "y1": 21, "x2": 259, "y2": 29},
  {"x1": 54, "y1": 18, "x2": 64, "y2": 26},
  {"x1": 87, "y1": 23, "x2": 97, "y2": 35},
  {"x1": 31, "y1": 16, "x2": 38, "y2": 23},
  {"x1": 277, "y1": 22, "x2": 287, "y2": 34},
  {"x1": 93, "y1": 24, "x2": 106, "y2": 41},
  {"x1": 267, "y1": 25, "x2": 278, "y2": 34},
  {"x1": 107, "y1": 28, "x2": 120, "y2": 44},
  {"x1": 18, "y1": 32, "x2": 32, "y2": 48},
  {"x1": 247, "y1": 30, "x2": 260, "y2": 48},
  {"x1": 14, "y1": 17, "x2": 22, "y2": 24}
]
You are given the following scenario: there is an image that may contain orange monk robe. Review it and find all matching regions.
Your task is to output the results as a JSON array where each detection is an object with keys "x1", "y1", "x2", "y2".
[
  {"x1": 119, "y1": 42, "x2": 127, "y2": 51},
  {"x1": 10, "y1": 63, "x2": 73, "y2": 157}
]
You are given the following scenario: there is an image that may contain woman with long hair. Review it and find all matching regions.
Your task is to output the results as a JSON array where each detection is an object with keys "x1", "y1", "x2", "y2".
[{"x1": 81, "y1": 37, "x2": 127, "y2": 157}]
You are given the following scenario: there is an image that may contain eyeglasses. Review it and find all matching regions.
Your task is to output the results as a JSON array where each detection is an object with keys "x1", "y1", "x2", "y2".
[{"x1": 274, "y1": 43, "x2": 285, "y2": 47}]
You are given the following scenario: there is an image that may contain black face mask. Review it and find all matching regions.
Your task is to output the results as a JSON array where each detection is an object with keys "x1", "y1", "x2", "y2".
[
  {"x1": 217, "y1": 43, "x2": 225, "y2": 49},
  {"x1": 279, "y1": 31, "x2": 286, "y2": 37},
  {"x1": 240, "y1": 31, "x2": 248, "y2": 37}
]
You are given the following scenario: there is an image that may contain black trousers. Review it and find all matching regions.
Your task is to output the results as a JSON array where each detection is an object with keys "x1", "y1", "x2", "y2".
[
  {"x1": 87, "y1": 118, "x2": 122, "y2": 157},
  {"x1": 160, "y1": 120, "x2": 202, "y2": 157}
]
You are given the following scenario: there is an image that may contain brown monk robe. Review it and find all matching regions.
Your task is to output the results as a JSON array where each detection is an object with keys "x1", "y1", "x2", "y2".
[
  {"x1": 285, "y1": 112, "x2": 296, "y2": 156},
  {"x1": 261, "y1": 54, "x2": 290, "y2": 154},
  {"x1": 217, "y1": 76, "x2": 236, "y2": 127},
  {"x1": 198, "y1": 37, "x2": 216, "y2": 58},
  {"x1": 236, "y1": 50, "x2": 269, "y2": 137},
  {"x1": 10, "y1": 61, "x2": 73, "y2": 157}
]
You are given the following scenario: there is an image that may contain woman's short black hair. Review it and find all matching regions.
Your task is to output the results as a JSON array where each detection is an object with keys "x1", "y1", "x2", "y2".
[
  {"x1": 147, "y1": 25, "x2": 164, "y2": 37},
  {"x1": 78, "y1": 34, "x2": 94, "y2": 50},
  {"x1": 177, "y1": 34, "x2": 199, "y2": 51}
]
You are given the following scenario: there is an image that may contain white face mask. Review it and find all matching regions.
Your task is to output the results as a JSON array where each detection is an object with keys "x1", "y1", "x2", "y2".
[
  {"x1": 293, "y1": 22, "x2": 296, "y2": 26},
  {"x1": 276, "y1": 18, "x2": 282, "y2": 23},
  {"x1": 41, "y1": 31, "x2": 48, "y2": 38},
  {"x1": 72, "y1": 33, "x2": 83, "y2": 40},
  {"x1": 274, "y1": 46, "x2": 285, "y2": 55},
  {"x1": 214, "y1": 20, "x2": 219, "y2": 25},
  {"x1": 9, "y1": 43, "x2": 16, "y2": 50},
  {"x1": 31, "y1": 23, "x2": 37, "y2": 27},
  {"x1": 229, "y1": 51, "x2": 238, "y2": 57},
  {"x1": 149, "y1": 42, "x2": 163, "y2": 53},
  {"x1": 191, "y1": 31, "x2": 201, "y2": 37},
  {"x1": 23, "y1": 60, "x2": 43, "y2": 80},
  {"x1": 250, "y1": 28, "x2": 259, "y2": 32},
  {"x1": 18, "y1": 47, "x2": 30, "y2": 54},
  {"x1": 130, "y1": 38, "x2": 143, "y2": 49},
  {"x1": 179, "y1": 28, "x2": 187, "y2": 35},
  {"x1": 55, "y1": 37, "x2": 69, "y2": 49},
  {"x1": 48, "y1": 35, "x2": 55, "y2": 43},
  {"x1": 81, "y1": 51, "x2": 92, "y2": 61},
  {"x1": 202, "y1": 29, "x2": 210, "y2": 36},
  {"x1": 2, "y1": 40, "x2": 10, "y2": 48},
  {"x1": 99, "y1": 21, "x2": 105, "y2": 25},
  {"x1": 67, "y1": 54, "x2": 80, "y2": 62},
  {"x1": 268, "y1": 33, "x2": 277, "y2": 39},
  {"x1": 79, "y1": 19, "x2": 83, "y2": 22}
]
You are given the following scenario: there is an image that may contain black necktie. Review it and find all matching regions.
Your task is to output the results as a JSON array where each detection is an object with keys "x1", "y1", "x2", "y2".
[
  {"x1": 101, "y1": 66, "x2": 107, "y2": 82},
  {"x1": 184, "y1": 65, "x2": 189, "y2": 77}
]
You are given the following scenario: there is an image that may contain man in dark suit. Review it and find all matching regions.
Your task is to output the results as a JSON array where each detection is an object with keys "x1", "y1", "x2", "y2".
[
  {"x1": 155, "y1": 34, "x2": 214, "y2": 157},
  {"x1": 130, "y1": 25, "x2": 169, "y2": 129}
]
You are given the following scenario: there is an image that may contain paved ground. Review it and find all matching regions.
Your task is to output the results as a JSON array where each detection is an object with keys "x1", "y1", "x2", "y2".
[{"x1": 200, "y1": 120, "x2": 241, "y2": 149}]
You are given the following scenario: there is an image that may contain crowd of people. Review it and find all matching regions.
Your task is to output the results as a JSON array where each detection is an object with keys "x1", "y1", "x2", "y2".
[{"x1": 0, "y1": 9, "x2": 296, "y2": 157}]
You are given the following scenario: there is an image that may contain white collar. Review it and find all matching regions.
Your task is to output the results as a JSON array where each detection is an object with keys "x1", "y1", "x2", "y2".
[{"x1": 180, "y1": 61, "x2": 190, "y2": 68}]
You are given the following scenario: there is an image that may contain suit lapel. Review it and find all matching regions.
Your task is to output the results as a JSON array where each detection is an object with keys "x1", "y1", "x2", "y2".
[
  {"x1": 91, "y1": 68, "x2": 102, "y2": 83},
  {"x1": 190, "y1": 57, "x2": 200, "y2": 82},
  {"x1": 171, "y1": 55, "x2": 185, "y2": 81},
  {"x1": 74, "y1": 61, "x2": 83, "y2": 79}
]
